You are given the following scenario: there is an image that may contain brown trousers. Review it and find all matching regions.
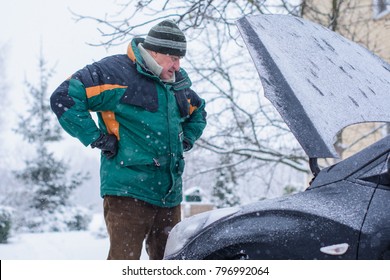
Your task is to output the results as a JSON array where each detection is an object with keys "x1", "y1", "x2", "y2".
[{"x1": 103, "y1": 195, "x2": 181, "y2": 260}]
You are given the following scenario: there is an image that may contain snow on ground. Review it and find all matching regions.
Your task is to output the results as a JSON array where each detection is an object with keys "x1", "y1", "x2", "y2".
[
  {"x1": 0, "y1": 214, "x2": 148, "y2": 260},
  {"x1": 0, "y1": 231, "x2": 108, "y2": 260}
]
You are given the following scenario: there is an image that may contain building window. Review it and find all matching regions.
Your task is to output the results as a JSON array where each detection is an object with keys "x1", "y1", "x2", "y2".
[{"x1": 373, "y1": 0, "x2": 390, "y2": 19}]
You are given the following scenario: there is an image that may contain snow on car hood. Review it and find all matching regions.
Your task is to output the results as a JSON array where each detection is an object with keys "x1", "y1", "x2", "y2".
[{"x1": 237, "y1": 15, "x2": 390, "y2": 158}]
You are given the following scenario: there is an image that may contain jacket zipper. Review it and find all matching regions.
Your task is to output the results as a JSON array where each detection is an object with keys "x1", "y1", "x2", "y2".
[{"x1": 162, "y1": 84, "x2": 177, "y2": 205}]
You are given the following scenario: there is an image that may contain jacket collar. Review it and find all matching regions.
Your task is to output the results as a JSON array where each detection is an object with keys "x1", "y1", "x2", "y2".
[{"x1": 127, "y1": 38, "x2": 143, "y2": 62}]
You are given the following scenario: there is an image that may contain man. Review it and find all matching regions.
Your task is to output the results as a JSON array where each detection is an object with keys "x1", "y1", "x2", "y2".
[{"x1": 50, "y1": 20, "x2": 207, "y2": 260}]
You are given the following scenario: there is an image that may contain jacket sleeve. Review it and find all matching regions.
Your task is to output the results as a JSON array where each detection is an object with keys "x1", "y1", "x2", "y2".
[
  {"x1": 181, "y1": 89, "x2": 207, "y2": 148},
  {"x1": 50, "y1": 75, "x2": 102, "y2": 146},
  {"x1": 51, "y1": 55, "x2": 130, "y2": 146}
]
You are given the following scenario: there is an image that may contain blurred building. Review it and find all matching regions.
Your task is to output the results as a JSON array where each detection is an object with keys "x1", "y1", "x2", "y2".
[{"x1": 181, "y1": 187, "x2": 214, "y2": 218}]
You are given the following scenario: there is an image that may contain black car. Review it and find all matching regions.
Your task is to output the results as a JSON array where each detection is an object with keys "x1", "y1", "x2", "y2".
[{"x1": 164, "y1": 15, "x2": 390, "y2": 260}]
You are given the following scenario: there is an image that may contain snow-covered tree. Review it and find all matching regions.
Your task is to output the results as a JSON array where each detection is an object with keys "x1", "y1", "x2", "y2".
[
  {"x1": 0, "y1": 44, "x2": 14, "y2": 235},
  {"x1": 0, "y1": 44, "x2": 7, "y2": 123},
  {"x1": 13, "y1": 52, "x2": 91, "y2": 232},
  {"x1": 212, "y1": 154, "x2": 241, "y2": 208}
]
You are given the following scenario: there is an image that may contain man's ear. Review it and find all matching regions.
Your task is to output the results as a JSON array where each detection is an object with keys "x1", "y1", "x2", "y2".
[{"x1": 150, "y1": 51, "x2": 158, "y2": 58}]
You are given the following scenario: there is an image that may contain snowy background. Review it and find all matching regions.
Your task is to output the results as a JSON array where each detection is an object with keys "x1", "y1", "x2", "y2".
[{"x1": 0, "y1": 213, "x2": 148, "y2": 260}]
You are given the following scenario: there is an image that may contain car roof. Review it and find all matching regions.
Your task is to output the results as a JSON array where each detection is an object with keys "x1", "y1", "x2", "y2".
[{"x1": 237, "y1": 15, "x2": 390, "y2": 158}]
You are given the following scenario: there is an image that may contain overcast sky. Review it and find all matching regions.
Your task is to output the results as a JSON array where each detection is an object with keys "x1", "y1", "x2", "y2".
[{"x1": 1, "y1": 0, "x2": 126, "y2": 89}]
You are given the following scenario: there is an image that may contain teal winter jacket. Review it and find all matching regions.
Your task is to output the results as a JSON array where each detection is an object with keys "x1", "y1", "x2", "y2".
[{"x1": 50, "y1": 38, "x2": 207, "y2": 207}]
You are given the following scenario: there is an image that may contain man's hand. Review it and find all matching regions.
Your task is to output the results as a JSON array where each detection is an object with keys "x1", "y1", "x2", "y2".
[
  {"x1": 183, "y1": 138, "x2": 193, "y2": 152},
  {"x1": 91, "y1": 133, "x2": 118, "y2": 159}
]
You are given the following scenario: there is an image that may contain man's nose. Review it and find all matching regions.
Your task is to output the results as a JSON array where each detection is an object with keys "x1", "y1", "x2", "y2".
[{"x1": 173, "y1": 60, "x2": 180, "y2": 71}]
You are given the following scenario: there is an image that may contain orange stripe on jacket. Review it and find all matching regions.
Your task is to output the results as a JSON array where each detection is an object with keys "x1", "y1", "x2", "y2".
[
  {"x1": 101, "y1": 111, "x2": 120, "y2": 140},
  {"x1": 188, "y1": 98, "x2": 198, "y2": 115},
  {"x1": 86, "y1": 84, "x2": 127, "y2": 98},
  {"x1": 127, "y1": 43, "x2": 136, "y2": 62},
  {"x1": 86, "y1": 84, "x2": 125, "y2": 139}
]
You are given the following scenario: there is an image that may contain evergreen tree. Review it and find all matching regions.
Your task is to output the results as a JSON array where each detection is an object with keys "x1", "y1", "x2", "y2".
[
  {"x1": 212, "y1": 153, "x2": 241, "y2": 208},
  {"x1": 13, "y1": 53, "x2": 90, "y2": 232},
  {"x1": 0, "y1": 44, "x2": 7, "y2": 125},
  {"x1": 0, "y1": 43, "x2": 8, "y2": 187},
  {"x1": 0, "y1": 43, "x2": 14, "y2": 243}
]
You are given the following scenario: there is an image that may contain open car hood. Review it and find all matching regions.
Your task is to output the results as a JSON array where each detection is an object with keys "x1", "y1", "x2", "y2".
[{"x1": 237, "y1": 15, "x2": 390, "y2": 158}]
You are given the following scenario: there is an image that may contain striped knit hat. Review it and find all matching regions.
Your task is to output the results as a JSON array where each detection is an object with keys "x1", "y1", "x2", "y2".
[{"x1": 143, "y1": 20, "x2": 187, "y2": 57}]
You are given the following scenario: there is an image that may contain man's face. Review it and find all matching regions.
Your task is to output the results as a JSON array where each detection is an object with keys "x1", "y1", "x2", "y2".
[{"x1": 152, "y1": 52, "x2": 182, "y2": 80}]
